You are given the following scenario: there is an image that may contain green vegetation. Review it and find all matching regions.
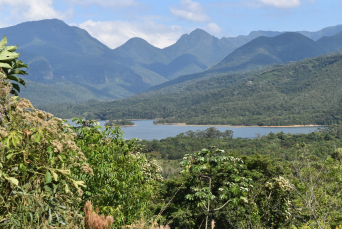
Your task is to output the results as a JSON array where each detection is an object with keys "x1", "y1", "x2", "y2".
[
  {"x1": 4, "y1": 34, "x2": 342, "y2": 229},
  {"x1": 0, "y1": 37, "x2": 162, "y2": 228},
  {"x1": 41, "y1": 52, "x2": 342, "y2": 126},
  {"x1": 3, "y1": 20, "x2": 342, "y2": 106},
  {"x1": 105, "y1": 119, "x2": 134, "y2": 126}
]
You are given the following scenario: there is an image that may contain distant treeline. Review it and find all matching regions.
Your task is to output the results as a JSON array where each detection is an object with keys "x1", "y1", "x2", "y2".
[{"x1": 141, "y1": 125, "x2": 342, "y2": 161}]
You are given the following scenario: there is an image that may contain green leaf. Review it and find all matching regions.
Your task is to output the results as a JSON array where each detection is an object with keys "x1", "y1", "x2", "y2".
[
  {"x1": 52, "y1": 171, "x2": 58, "y2": 182},
  {"x1": 7, "y1": 74, "x2": 24, "y2": 84},
  {"x1": 65, "y1": 184, "x2": 70, "y2": 193},
  {"x1": 20, "y1": 163, "x2": 27, "y2": 172},
  {"x1": 72, "y1": 180, "x2": 86, "y2": 189},
  {"x1": 4, "y1": 45, "x2": 17, "y2": 52},
  {"x1": 34, "y1": 132, "x2": 40, "y2": 142},
  {"x1": 48, "y1": 147, "x2": 53, "y2": 161},
  {"x1": 0, "y1": 62, "x2": 11, "y2": 68},
  {"x1": 10, "y1": 69, "x2": 27, "y2": 75},
  {"x1": 0, "y1": 36, "x2": 7, "y2": 50},
  {"x1": 45, "y1": 171, "x2": 52, "y2": 184},
  {"x1": 6, "y1": 153, "x2": 14, "y2": 159},
  {"x1": 10, "y1": 89, "x2": 18, "y2": 96},
  {"x1": 5, "y1": 176, "x2": 19, "y2": 186},
  {"x1": 11, "y1": 83, "x2": 20, "y2": 93},
  {"x1": 0, "y1": 50, "x2": 20, "y2": 61}
]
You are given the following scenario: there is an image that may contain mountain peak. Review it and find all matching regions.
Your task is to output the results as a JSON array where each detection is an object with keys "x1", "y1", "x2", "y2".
[
  {"x1": 123, "y1": 37, "x2": 153, "y2": 47},
  {"x1": 189, "y1": 28, "x2": 212, "y2": 38}
]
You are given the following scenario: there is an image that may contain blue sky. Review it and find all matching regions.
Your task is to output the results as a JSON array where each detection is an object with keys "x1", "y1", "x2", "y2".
[{"x1": 0, "y1": 0, "x2": 341, "y2": 49}]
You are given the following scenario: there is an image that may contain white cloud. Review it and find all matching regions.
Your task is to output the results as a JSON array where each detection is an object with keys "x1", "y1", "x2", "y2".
[
  {"x1": 78, "y1": 20, "x2": 188, "y2": 49},
  {"x1": 0, "y1": 0, "x2": 72, "y2": 26},
  {"x1": 257, "y1": 0, "x2": 301, "y2": 8},
  {"x1": 170, "y1": 0, "x2": 211, "y2": 22},
  {"x1": 68, "y1": 0, "x2": 140, "y2": 8},
  {"x1": 204, "y1": 22, "x2": 222, "y2": 35}
]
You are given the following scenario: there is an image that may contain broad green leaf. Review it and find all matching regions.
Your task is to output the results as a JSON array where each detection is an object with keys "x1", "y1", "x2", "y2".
[
  {"x1": 4, "y1": 45, "x2": 17, "y2": 52},
  {"x1": 0, "y1": 62, "x2": 11, "y2": 68},
  {"x1": 11, "y1": 83, "x2": 20, "y2": 93},
  {"x1": 0, "y1": 50, "x2": 20, "y2": 61},
  {"x1": 7, "y1": 75, "x2": 26, "y2": 86},
  {"x1": 0, "y1": 36, "x2": 7, "y2": 50},
  {"x1": 45, "y1": 171, "x2": 52, "y2": 184},
  {"x1": 10, "y1": 89, "x2": 18, "y2": 96},
  {"x1": 9, "y1": 69, "x2": 28, "y2": 75}
]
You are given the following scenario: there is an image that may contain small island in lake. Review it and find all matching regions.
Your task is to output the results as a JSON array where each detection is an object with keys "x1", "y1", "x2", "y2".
[{"x1": 105, "y1": 119, "x2": 135, "y2": 126}]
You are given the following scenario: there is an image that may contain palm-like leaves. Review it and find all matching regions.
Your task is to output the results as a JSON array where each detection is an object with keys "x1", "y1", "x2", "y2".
[{"x1": 0, "y1": 36, "x2": 27, "y2": 95}]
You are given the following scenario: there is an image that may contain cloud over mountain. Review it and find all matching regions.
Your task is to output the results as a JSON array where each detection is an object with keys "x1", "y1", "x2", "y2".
[
  {"x1": 169, "y1": 0, "x2": 210, "y2": 22},
  {"x1": 78, "y1": 19, "x2": 187, "y2": 49}
]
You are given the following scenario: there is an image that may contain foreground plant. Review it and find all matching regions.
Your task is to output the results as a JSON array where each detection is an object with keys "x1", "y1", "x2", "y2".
[
  {"x1": 0, "y1": 37, "x2": 91, "y2": 227},
  {"x1": 181, "y1": 147, "x2": 252, "y2": 229},
  {"x1": 84, "y1": 200, "x2": 114, "y2": 229},
  {"x1": 71, "y1": 117, "x2": 163, "y2": 228}
]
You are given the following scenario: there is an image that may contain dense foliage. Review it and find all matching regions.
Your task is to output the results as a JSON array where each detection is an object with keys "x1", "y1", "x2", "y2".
[
  {"x1": 0, "y1": 37, "x2": 163, "y2": 228},
  {"x1": 0, "y1": 36, "x2": 87, "y2": 227},
  {"x1": 71, "y1": 118, "x2": 162, "y2": 227}
]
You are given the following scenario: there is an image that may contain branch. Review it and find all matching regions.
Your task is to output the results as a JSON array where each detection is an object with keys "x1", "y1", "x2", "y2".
[{"x1": 213, "y1": 199, "x2": 231, "y2": 212}]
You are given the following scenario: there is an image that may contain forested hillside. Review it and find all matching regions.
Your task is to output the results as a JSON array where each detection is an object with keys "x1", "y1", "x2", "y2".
[
  {"x1": 41, "y1": 52, "x2": 342, "y2": 126},
  {"x1": 147, "y1": 32, "x2": 338, "y2": 92},
  {"x1": 2, "y1": 20, "x2": 342, "y2": 106}
]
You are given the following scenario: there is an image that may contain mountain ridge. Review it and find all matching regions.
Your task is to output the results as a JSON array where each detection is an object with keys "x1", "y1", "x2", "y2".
[{"x1": 1, "y1": 19, "x2": 342, "y2": 106}]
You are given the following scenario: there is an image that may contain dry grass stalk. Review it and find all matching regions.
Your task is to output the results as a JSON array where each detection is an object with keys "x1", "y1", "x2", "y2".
[{"x1": 84, "y1": 201, "x2": 114, "y2": 229}]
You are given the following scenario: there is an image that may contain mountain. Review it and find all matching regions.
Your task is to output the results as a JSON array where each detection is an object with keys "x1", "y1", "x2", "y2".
[
  {"x1": 162, "y1": 29, "x2": 236, "y2": 66},
  {"x1": 1, "y1": 19, "x2": 342, "y2": 106},
  {"x1": 111, "y1": 28, "x2": 236, "y2": 80},
  {"x1": 0, "y1": 19, "x2": 152, "y2": 105},
  {"x1": 41, "y1": 52, "x2": 342, "y2": 126},
  {"x1": 147, "y1": 32, "x2": 329, "y2": 92},
  {"x1": 298, "y1": 24, "x2": 342, "y2": 41},
  {"x1": 316, "y1": 31, "x2": 342, "y2": 52},
  {"x1": 212, "y1": 32, "x2": 326, "y2": 72}
]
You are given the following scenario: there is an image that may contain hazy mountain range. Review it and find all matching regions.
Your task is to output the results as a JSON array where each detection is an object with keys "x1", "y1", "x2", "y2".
[{"x1": 1, "y1": 19, "x2": 342, "y2": 105}]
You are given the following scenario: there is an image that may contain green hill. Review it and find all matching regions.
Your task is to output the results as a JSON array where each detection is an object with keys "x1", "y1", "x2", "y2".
[
  {"x1": 0, "y1": 19, "x2": 152, "y2": 104},
  {"x1": 212, "y1": 32, "x2": 326, "y2": 72},
  {"x1": 147, "y1": 32, "x2": 329, "y2": 92},
  {"x1": 40, "y1": 52, "x2": 342, "y2": 126},
  {"x1": 317, "y1": 31, "x2": 342, "y2": 52},
  {"x1": 2, "y1": 20, "x2": 342, "y2": 106}
]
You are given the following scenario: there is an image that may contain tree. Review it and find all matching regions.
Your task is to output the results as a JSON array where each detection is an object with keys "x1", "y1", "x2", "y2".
[
  {"x1": 0, "y1": 42, "x2": 89, "y2": 227},
  {"x1": 181, "y1": 147, "x2": 252, "y2": 229},
  {"x1": 0, "y1": 36, "x2": 27, "y2": 96},
  {"x1": 71, "y1": 118, "x2": 163, "y2": 228},
  {"x1": 289, "y1": 144, "x2": 342, "y2": 228}
]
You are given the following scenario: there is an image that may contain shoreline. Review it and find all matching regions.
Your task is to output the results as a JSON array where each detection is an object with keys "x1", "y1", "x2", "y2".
[{"x1": 156, "y1": 123, "x2": 323, "y2": 128}]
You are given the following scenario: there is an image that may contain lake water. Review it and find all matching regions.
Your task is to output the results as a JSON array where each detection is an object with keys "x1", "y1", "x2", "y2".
[{"x1": 91, "y1": 120, "x2": 320, "y2": 140}]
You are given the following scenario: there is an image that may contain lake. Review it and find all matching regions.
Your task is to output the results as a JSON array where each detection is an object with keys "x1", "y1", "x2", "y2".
[{"x1": 91, "y1": 120, "x2": 320, "y2": 140}]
